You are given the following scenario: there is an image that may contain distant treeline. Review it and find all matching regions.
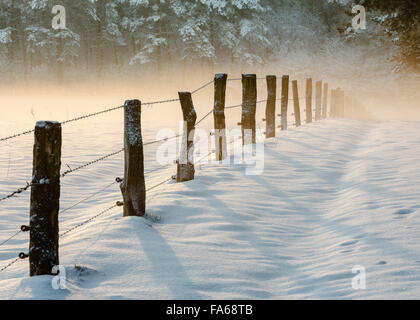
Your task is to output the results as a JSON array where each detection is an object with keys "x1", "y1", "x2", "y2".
[{"x1": 0, "y1": 0, "x2": 418, "y2": 83}]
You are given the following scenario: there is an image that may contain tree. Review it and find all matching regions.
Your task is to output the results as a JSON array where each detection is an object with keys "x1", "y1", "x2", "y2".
[{"x1": 359, "y1": 0, "x2": 420, "y2": 72}]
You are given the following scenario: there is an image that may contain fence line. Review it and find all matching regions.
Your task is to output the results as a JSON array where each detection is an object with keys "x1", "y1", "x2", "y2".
[
  {"x1": 0, "y1": 134, "x2": 183, "y2": 203},
  {"x1": 60, "y1": 175, "x2": 174, "y2": 239},
  {"x1": 0, "y1": 257, "x2": 21, "y2": 273},
  {"x1": 60, "y1": 180, "x2": 119, "y2": 214},
  {"x1": 0, "y1": 73, "x2": 366, "y2": 277},
  {"x1": 60, "y1": 148, "x2": 125, "y2": 178},
  {"x1": 0, "y1": 76, "x2": 308, "y2": 144},
  {"x1": 0, "y1": 97, "x2": 296, "y2": 204},
  {"x1": 0, "y1": 78, "x2": 215, "y2": 144},
  {"x1": 0, "y1": 182, "x2": 32, "y2": 203},
  {"x1": 0, "y1": 129, "x2": 35, "y2": 143},
  {"x1": 191, "y1": 80, "x2": 214, "y2": 94},
  {"x1": 60, "y1": 201, "x2": 123, "y2": 238}
]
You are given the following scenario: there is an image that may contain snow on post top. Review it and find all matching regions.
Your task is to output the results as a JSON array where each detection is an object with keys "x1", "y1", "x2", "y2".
[{"x1": 36, "y1": 121, "x2": 60, "y2": 128}]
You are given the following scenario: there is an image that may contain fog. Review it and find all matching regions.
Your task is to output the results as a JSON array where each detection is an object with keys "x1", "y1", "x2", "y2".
[{"x1": 1, "y1": 63, "x2": 419, "y2": 142}]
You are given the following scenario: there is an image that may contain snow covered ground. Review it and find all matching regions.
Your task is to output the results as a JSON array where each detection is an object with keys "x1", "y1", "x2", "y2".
[{"x1": 1, "y1": 117, "x2": 420, "y2": 299}]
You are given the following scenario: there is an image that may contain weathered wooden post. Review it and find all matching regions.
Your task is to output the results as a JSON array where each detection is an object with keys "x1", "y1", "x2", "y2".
[
  {"x1": 213, "y1": 73, "x2": 228, "y2": 161},
  {"x1": 336, "y1": 89, "x2": 341, "y2": 117},
  {"x1": 338, "y1": 89, "x2": 345, "y2": 117},
  {"x1": 265, "y1": 75, "x2": 276, "y2": 138},
  {"x1": 305, "y1": 78, "x2": 313, "y2": 123},
  {"x1": 349, "y1": 96, "x2": 355, "y2": 117},
  {"x1": 292, "y1": 80, "x2": 301, "y2": 127},
  {"x1": 345, "y1": 95, "x2": 352, "y2": 118},
  {"x1": 29, "y1": 121, "x2": 62, "y2": 276},
  {"x1": 322, "y1": 83, "x2": 328, "y2": 119},
  {"x1": 177, "y1": 92, "x2": 197, "y2": 182},
  {"x1": 241, "y1": 74, "x2": 257, "y2": 145},
  {"x1": 120, "y1": 100, "x2": 146, "y2": 217},
  {"x1": 315, "y1": 81, "x2": 322, "y2": 121},
  {"x1": 280, "y1": 75, "x2": 289, "y2": 130},
  {"x1": 330, "y1": 89, "x2": 337, "y2": 118}
]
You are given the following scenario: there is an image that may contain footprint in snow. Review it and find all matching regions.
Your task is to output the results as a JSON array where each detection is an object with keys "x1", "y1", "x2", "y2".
[
  {"x1": 393, "y1": 209, "x2": 415, "y2": 216},
  {"x1": 339, "y1": 240, "x2": 358, "y2": 247}
]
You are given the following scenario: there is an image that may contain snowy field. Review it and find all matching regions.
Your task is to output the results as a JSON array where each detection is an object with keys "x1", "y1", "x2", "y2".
[{"x1": 1, "y1": 100, "x2": 420, "y2": 299}]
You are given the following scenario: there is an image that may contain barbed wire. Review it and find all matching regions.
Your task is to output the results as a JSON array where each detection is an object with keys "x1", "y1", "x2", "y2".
[
  {"x1": 225, "y1": 102, "x2": 243, "y2": 110},
  {"x1": 191, "y1": 80, "x2": 214, "y2": 95},
  {"x1": 196, "y1": 149, "x2": 216, "y2": 165},
  {"x1": 196, "y1": 99, "x2": 268, "y2": 127},
  {"x1": 0, "y1": 77, "x2": 312, "y2": 144},
  {"x1": 224, "y1": 99, "x2": 267, "y2": 111},
  {"x1": 60, "y1": 201, "x2": 123, "y2": 238},
  {"x1": 0, "y1": 230, "x2": 22, "y2": 248},
  {"x1": 0, "y1": 77, "x2": 222, "y2": 144},
  {"x1": 60, "y1": 176, "x2": 173, "y2": 238},
  {"x1": 60, "y1": 105, "x2": 124, "y2": 126},
  {"x1": 227, "y1": 77, "x2": 266, "y2": 81},
  {"x1": 58, "y1": 134, "x2": 181, "y2": 179},
  {"x1": 60, "y1": 180, "x2": 119, "y2": 214},
  {"x1": 145, "y1": 163, "x2": 172, "y2": 175},
  {"x1": 0, "y1": 129, "x2": 35, "y2": 143},
  {"x1": 196, "y1": 109, "x2": 213, "y2": 126},
  {"x1": 60, "y1": 148, "x2": 124, "y2": 178},
  {"x1": 143, "y1": 134, "x2": 181, "y2": 147},
  {"x1": 147, "y1": 178, "x2": 173, "y2": 192},
  {"x1": 142, "y1": 98, "x2": 180, "y2": 107},
  {"x1": 0, "y1": 182, "x2": 32, "y2": 203},
  {"x1": 1, "y1": 97, "x2": 313, "y2": 203},
  {"x1": 60, "y1": 164, "x2": 173, "y2": 215},
  {"x1": 0, "y1": 257, "x2": 21, "y2": 273}
]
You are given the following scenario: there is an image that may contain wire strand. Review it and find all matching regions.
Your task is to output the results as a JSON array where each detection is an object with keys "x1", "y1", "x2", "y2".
[
  {"x1": 60, "y1": 148, "x2": 124, "y2": 178},
  {"x1": 147, "y1": 178, "x2": 173, "y2": 192},
  {"x1": 191, "y1": 80, "x2": 214, "y2": 95},
  {"x1": 0, "y1": 182, "x2": 32, "y2": 203},
  {"x1": 60, "y1": 202, "x2": 121, "y2": 237},
  {"x1": 0, "y1": 230, "x2": 22, "y2": 248},
  {"x1": 0, "y1": 257, "x2": 21, "y2": 273},
  {"x1": 60, "y1": 180, "x2": 118, "y2": 214}
]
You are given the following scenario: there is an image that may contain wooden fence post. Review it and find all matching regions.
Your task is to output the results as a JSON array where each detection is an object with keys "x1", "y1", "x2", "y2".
[
  {"x1": 331, "y1": 89, "x2": 337, "y2": 118},
  {"x1": 322, "y1": 83, "x2": 328, "y2": 119},
  {"x1": 336, "y1": 89, "x2": 341, "y2": 117},
  {"x1": 213, "y1": 73, "x2": 228, "y2": 161},
  {"x1": 265, "y1": 75, "x2": 276, "y2": 138},
  {"x1": 177, "y1": 92, "x2": 197, "y2": 182},
  {"x1": 29, "y1": 121, "x2": 62, "y2": 276},
  {"x1": 345, "y1": 95, "x2": 352, "y2": 118},
  {"x1": 349, "y1": 96, "x2": 355, "y2": 117},
  {"x1": 120, "y1": 100, "x2": 146, "y2": 217},
  {"x1": 305, "y1": 78, "x2": 313, "y2": 123},
  {"x1": 315, "y1": 81, "x2": 322, "y2": 121},
  {"x1": 280, "y1": 75, "x2": 289, "y2": 130},
  {"x1": 292, "y1": 80, "x2": 301, "y2": 127},
  {"x1": 339, "y1": 89, "x2": 345, "y2": 117},
  {"x1": 241, "y1": 74, "x2": 257, "y2": 145}
]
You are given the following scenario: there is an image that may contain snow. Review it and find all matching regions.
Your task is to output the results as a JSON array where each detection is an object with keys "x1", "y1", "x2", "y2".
[
  {"x1": 36, "y1": 120, "x2": 59, "y2": 127},
  {"x1": 0, "y1": 27, "x2": 12, "y2": 44},
  {"x1": 1, "y1": 117, "x2": 420, "y2": 299}
]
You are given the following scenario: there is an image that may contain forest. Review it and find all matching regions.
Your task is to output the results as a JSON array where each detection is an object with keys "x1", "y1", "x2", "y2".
[{"x1": 0, "y1": 0, "x2": 419, "y2": 86}]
